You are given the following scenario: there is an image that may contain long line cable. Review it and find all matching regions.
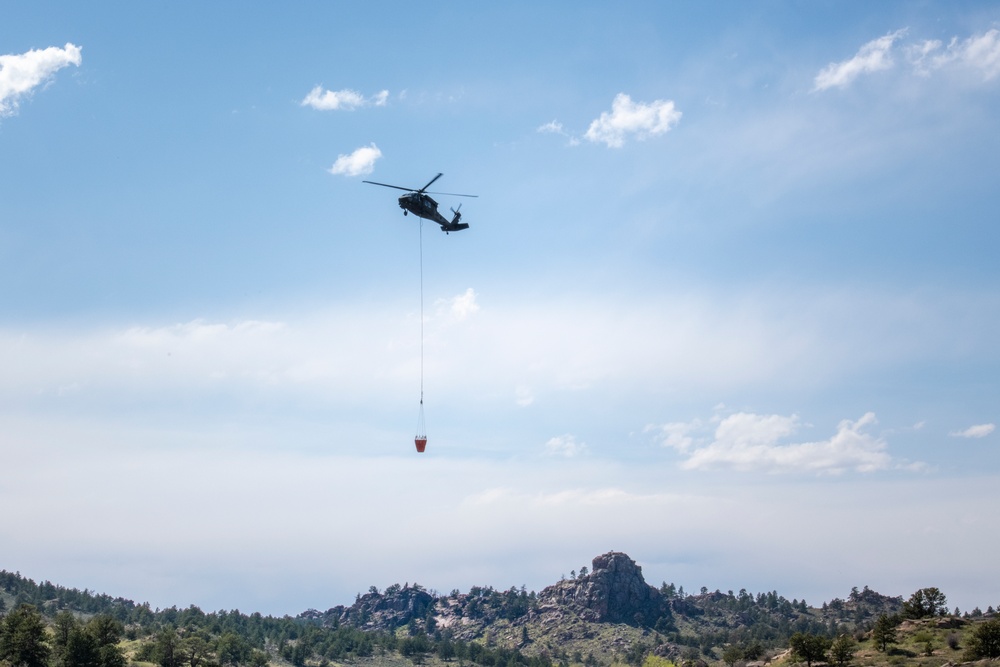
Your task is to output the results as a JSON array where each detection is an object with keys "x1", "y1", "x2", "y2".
[
  {"x1": 420, "y1": 217, "x2": 424, "y2": 402},
  {"x1": 417, "y1": 218, "x2": 426, "y2": 437}
]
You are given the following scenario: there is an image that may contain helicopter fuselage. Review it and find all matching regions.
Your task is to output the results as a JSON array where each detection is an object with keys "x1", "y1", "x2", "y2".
[
  {"x1": 399, "y1": 192, "x2": 468, "y2": 233},
  {"x1": 399, "y1": 192, "x2": 443, "y2": 222}
]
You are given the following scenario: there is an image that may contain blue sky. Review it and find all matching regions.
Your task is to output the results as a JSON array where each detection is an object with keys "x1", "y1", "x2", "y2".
[{"x1": 2, "y1": 2, "x2": 999, "y2": 616}]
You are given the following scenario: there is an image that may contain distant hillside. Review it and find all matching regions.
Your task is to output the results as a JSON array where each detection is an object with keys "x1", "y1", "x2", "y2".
[
  {"x1": 305, "y1": 552, "x2": 905, "y2": 663},
  {"x1": 3, "y1": 552, "x2": 999, "y2": 667}
]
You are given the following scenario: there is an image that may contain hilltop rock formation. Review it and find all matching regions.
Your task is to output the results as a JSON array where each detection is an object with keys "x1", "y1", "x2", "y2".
[
  {"x1": 536, "y1": 552, "x2": 666, "y2": 625},
  {"x1": 316, "y1": 583, "x2": 435, "y2": 631}
]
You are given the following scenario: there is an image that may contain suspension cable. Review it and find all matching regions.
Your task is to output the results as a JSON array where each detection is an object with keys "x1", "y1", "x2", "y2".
[{"x1": 419, "y1": 218, "x2": 424, "y2": 406}]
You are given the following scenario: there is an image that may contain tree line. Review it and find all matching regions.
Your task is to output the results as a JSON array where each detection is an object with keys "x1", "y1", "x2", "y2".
[
  {"x1": 4, "y1": 570, "x2": 999, "y2": 667},
  {"x1": 0, "y1": 571, "x2": 551, "y2": 667}
]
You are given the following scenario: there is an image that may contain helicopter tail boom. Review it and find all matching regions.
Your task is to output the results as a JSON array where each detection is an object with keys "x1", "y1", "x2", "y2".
[{"x1": 439, "y1": 205, "x2": 468, "y2": 233}]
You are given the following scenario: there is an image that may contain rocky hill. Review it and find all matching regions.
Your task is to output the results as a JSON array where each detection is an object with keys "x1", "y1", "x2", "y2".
[
  {"x1": 534, "y1": 552, "x2": 667, "y2": 625},
  {"x1": 303, "y1": 551, "x2": 907, "y2": 663},
  {"x1": 6, "y1": 553, "x2": 996, "y2": 667},
  {"x1": 309, "y1": 553, "x2": 666, "y2": 634}
]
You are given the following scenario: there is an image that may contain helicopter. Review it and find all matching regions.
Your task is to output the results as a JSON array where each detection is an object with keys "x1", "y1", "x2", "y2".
[{"x1": 363, "y1": 173, "x2": 477, "y2": 233}]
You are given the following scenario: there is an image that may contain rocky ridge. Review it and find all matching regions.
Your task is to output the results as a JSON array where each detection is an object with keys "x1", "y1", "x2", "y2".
[
  {"x1": 303, "y1": 550, "x2": 913, "y2": 663},
  {"x1": 308, "y1": 552, "x2": 666, "y2": 637},
  {"x1": 533, "y1": 552, "x2": 667, "y2": 625}
]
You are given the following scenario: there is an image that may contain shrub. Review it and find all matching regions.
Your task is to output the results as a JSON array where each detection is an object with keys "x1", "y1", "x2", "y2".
[{"x1": 964, "y1": 619, "x2": 1000, "y2": 660}]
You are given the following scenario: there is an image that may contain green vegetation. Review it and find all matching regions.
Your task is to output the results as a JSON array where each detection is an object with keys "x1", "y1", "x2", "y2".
[
  {"x1": 964, "y1": 618, "x2": 1000, "y2": 660},
  {"x1": 901, "y1": 588, "x2": 948, "y2": 619},
  {"x1": 828, "y1": 633, "x2": 855, "y2": 666},
  {"x1": 1, "y1": 605, "x2": 50, "y2": 667},
  {"x1": 2, "y1": 569, "x2": 999, "y2": 667},
  {"x1": 0, "y1": 572, "x2": 550, "y2": 667},
  {"x1": 870, "y1": 614, "x2": 899, "y2": 653},
  {"x1": 788, "y1": 632, "x2": 829, "y2": 667}
]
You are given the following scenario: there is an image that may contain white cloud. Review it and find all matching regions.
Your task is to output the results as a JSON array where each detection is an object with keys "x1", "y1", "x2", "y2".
[
  {"x1": 816, "y1": 28, "x2": 1000, "y2": 90},
  {"x1": 537, "y1": 120, "x2": 564, "y2": 134},
  {"x1": 649, "y1": 420, "x2": 701, "y2": 453},
  {"x1": 907, "y1": 39, "x2": 945, "y2": 76},
  {"x1": 442, "y1": 288, "x2": 480, "y2": 321},
  {"x1": 912, "y1": 29, "x2": 1000, "y2": 80},
  {"x1": 515, "y1": 385, "x2": 535, "y2": 407},
  {"x1": 544, "y1": 434, "x2": 587, "y2": 458},
  {"x1": 584, "y1": 93, "x2": 681, "y2": 148},
  {"x1": 814, "y1": 29, "x2": 906, "y2": 91},
  {"x1": 432, "y1": 288, "x2": 480, "y2": 325},
  {"x1": 301, "y1": 86, "x2": 389, "y2": 111},
  {"x1": 328, "y1": 143, "x2": 382, "y2": 177},
  {"x1": 951, "y1": 423, "x2": 995, "y2": 439},
  {"x1": 537, "y1": 119, "x2": 581, "y2": 146},
  {"x1": 715, "y1": 411, "x2": 800, "y2": 446},
  {"x1": 957, "y1": 29, "x2": 1000, "y2": 79},
  {"x1": 654, "y1": 411, "x2": 897, "y2": 474},
  {"x1": 0, "y1": 43, "x2": 82, "y2": 117}
]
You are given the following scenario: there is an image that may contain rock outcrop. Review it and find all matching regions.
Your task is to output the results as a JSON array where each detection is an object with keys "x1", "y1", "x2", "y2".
[
  {"x1": 536, "y1": 551, "x2": 666, "y2": 625},
  {"x1": 315, "y1": 583, "x2": 435, "y2": 631}
]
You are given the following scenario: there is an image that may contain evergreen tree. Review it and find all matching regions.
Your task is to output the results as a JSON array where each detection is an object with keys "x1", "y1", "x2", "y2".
[
  {"x1": 0, "y1": 605, "x2": 51, "y2": 667},
  {"x1": 720, "y1": 644, "x2": 742, "y2": 666},
  {"x1": 217, "y1": 632, "x2": 250, "y2": 667},
  {"x1": 829, "y1": 634, "x2": 856, "y2": 666},
  {"x1": 871, "y1": 614, "x2": 898, "y2": 652},
  {"x1": 180, "y1": 636, "x2": 211, "y2": 667},
  {"x1": 86, "y1": 616, "x2": 122, "y2": 649},
  {"x1": 788, "y1": 632, "x2": 830, "y2": 667},
  {"x1": 153, "y1": 629, "x2": 182, "y2": 667},
  {"x1": 51, "y1": 610, "x2": 79, "y2": 666},
  {"x1": 902, "y1": 588, "x2": 948, "y2": 619},
  {"x1": 64, "y1": 627, "x2": 100, "y2": 667}
]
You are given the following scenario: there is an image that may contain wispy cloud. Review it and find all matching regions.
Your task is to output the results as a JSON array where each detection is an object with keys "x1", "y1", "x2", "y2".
[
  {"x1": 950, "y1": 423, "x2": 995, "y2": 439},
  {"x1": 910, "y1": 29, "x2": 1000, "y2": 80},
  {"x1": 814, "y1": 29, "x2": 906, "y2": 91},
  {"x1": 301, "y1": 86, "x2": 389, "y2": 111},
  {"x1": 649, "y1": 420, "x2": 702, "y2": 452},
  {"x1": 0, "y1": 43, "x2": 82, "y2": 117},
  {"x1": 816, "y1": 28, "x2": 1000, "y2": 91},
  {"x1": 537, "y1": 119, "x2": 581, "y2": 146},
  {"x1": 537, "y1": 120, "x2": 565, "y2": 134},
  {"x1": 656, "y1": 411, "x2": 901, "y2": 475},
  {"x1": 584, "y1": 93, "x2": 681, "y2": 148},
  {"x1": 545, "y1": 434, "x2": 588, "y2": 458},
  {"x1": 515, "y1": 385, "x2": 535, "y2": 407},
  {"x1": 437, "y1": 288, "x2": 480, "y2": 322},
  {"x1": 329, "y1": 143, "x2": 382, "y2": 176}
]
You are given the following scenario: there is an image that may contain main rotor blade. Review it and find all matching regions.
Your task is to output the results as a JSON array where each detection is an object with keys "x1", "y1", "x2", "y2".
[
  {"x1": 425, "y1": 191, "x2": 479, "y2": 198},
  {"x1": 362, "y1": 180, "x2": 417, "y2": 192},
  {"x1": 417, "y1": 173, "x2": 444, "y2": 193}
]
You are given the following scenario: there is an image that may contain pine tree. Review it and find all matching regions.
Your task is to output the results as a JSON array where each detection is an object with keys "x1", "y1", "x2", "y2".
[
  {"x1": 0, "y1": 605, "x2": 51, "y2": 667},
  {"x1": 789, "y1": 632, "x2": 830, "y2": 667},
  {"x1": 829, "y1": 634, "x2": 856, "y2": 666},
  {"x1": 871, "y1": 614, "x2": 898, "y2": 652}
]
